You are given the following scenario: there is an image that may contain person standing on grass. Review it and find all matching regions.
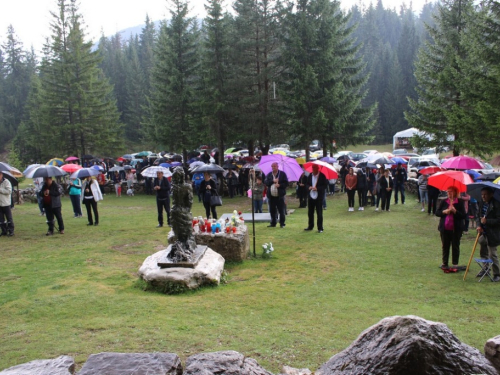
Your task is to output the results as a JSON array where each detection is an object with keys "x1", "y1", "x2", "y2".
[
  {"x1": 304, "y1": 164, "x2": 328, "y2": 233},
  {"x1": 365, "y1": 167, "x2": 375, "y2": 206},
  {"x1": 68, "y1": 176, "x2": 83, "y2": 218},
  {"x1": 264, "y1": 162, "x2": 288, "y2": 228},
  {"x1": 345, "y1": 167, "x2": 357, "y2": 212},
  {"x1": 356, "y1": 169, "x2": 367, "y2": 211},
  {"x1": 476, "y1": 187, "x2": 500, "y2": 282},
  {"x1": 112, "y1": 171, "x2": 121, "y2": 197},
  {"x1": 153, "y1": 170, "x2": 171, "y2": 228},
  {"x1": 428, "y1": 184, "x2": 439, "y2": 215},
  {"x1": 252, "y1": 175, "x2": 265, "y2": 213},
  {"x1": 297, "y1": 171, "x2": 308, "y2": 208},
  {"x1": 0, "y1": 171, "x2": 14, "y2": 236},
  {"x1": 392, "y1": 162, "x2": 407, "y2": 204},
  {"x1": 418, "y1": 174, "x2": 429, "y2": 212},
  {"x1": 339, "y1": 163, "x2": 349, "y2": 193},
  {"x1": 39, "y1": 176, "x2": 64, "y2": 235},
  {"x1": 200, "y1": 172, "x2": 218, "y2": 220},
  {"x1": 378, "y1": 169, "x2": 394, "y2": 212},
  {"x1": 126, "y1": 169, "x2": 135, "y2": 193},
  {"x1": 436, "y1": 186, "x2": 466, "y2": 270},
  {"x1": 82, "y1": 176, "x2": 103, "y2": 226}
]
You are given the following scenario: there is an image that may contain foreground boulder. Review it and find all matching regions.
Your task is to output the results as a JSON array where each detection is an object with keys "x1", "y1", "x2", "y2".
[
  {"x1": 77, "y1": 352, "x2": 182, "y2": 375},
  {"x1": 0, "y1": 355, "x2": 74, "y2": 375},
  {"x1": 184, "y1": 350, "x2": 272, "y2": 375},
  {"x1": 485, "y1": 335, "x2": 500, "y2": 373},
  {"x1": 316, "y1": 315, "x2": 497, "y2": 375}
]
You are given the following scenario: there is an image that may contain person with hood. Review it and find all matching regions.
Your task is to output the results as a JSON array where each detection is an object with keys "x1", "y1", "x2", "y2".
[
  {"x1": 477, "y1": 187, "x2": 500, "y2": 282},
  {"x1": 0, "y1": 170, "x2": 14, "y2": 236},
  {"x1": 82, "y1": 176, "x2": 103, "y2": 226},
  {"x1": 39, "y1": 176, "x2": 65, "y2": 235}
]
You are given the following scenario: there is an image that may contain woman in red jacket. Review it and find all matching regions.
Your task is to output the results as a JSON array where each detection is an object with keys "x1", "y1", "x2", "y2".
[{"x1": 345, "y1": 167, "x2": 357, "y2": 212}]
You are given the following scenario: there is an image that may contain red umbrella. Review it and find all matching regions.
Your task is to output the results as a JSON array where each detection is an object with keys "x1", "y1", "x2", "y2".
[
  {"x1": 303, "y1": 160, "x2": 339, "y2": 180},
  {"x1": 440, "y1": 156, "x2": 484, "y2": 170},
  {"x1": 116, "y1": 157, "x2": 125, "y2": 162},
  {"x1": 428, "y1": 171, "x2": 473, "y2": 192},
  {"x1": 419, "y1": 166, "x2": 446, "y2": 175},
  {"x1": 61, "y1": 164, "x2": 82, "y2": 173}
]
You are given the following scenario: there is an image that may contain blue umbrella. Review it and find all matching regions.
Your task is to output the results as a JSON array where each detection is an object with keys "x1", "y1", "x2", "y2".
[
  {"x1": 391, "y1": 157, "x2": 408, "y2": 164},
  {"x1": 91, "y1": 165, "x2": 104, "y2": 171},
  {"x1": 467, "y1": 182, "x2": 500, "y2": 202},
  {"x1": 160, "y1": 163, "x2": 172, "y2": 168},
  {"x1": 171, "y1": 162, "x2": 182, "y2": 167},
  {"x1": 188, "y1": 158, "x2": 200, "y2": 164},
  {"x1": 320, "y1": 156, "x2": 336, "y2": 163},
  {"x1": 465, "y1": 169, "x2": 481, "y2": 181}
]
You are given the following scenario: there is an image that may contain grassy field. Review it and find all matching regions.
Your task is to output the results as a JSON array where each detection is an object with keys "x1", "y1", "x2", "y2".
[{"x1": 1, "y1": 185, "x2": 499, "y2": 373}]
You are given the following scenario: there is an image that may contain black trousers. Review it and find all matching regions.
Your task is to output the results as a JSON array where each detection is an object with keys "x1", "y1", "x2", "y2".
[
  {"x1": 203, "y1": 201, "x2": 217, "y2": 220},
  {"x1": 84, "y1": 198, "x2": 99, "y2": 225},
  {"x1": 347, "y1": 189, "x2": 356, "y2": 207},
  {"x1": 157, "y1": 198, "x2": 171, "y2": 225},
  {"x1": 441, "y1": 230, "x2": 461, "y2": 266},
  {"x1": 307, "y1": 197, "x2": 323, "y2": 230},
  {"x1": 44, "y1": 205, "x2": 64, "y2": 232},
  {"x1": 380, "y1": 190, "x2": 392, "y2": 211},
  {"x1": 0, "y1": 205, "x2": 14, "y2": 234},
  {"x1": 269, "y1": 196, "x2": 286, "y2": 226}
]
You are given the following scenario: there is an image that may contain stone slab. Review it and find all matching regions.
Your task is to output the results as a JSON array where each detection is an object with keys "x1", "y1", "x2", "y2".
[
  {"x1": 220, "y1": 213, "x2": 271, "y2": 222},
  {"x1": 138, "y1": 248, "x2": 225, "y2": 290},
  {"x1": 0, "y1": 355, "x2": 75, "y2": 375},
  {"x1": 157, "y1": 245, "x2": 207, "y2": 268}
]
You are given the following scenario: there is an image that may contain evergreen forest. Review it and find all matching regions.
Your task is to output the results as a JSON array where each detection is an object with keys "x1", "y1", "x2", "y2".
[{"x1": 1, "y1": 0, "x2": 500, "y2": 165}]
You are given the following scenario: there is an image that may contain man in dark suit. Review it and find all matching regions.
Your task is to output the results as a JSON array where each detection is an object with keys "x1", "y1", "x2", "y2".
[
  {"x1": 264, "y1": 162, "x2": 289, "y2": 228},
  {"x1": 304, "y1": 164, "x2": 328, "y2": 233},
  {"x1": 153, "y1": 171, "x2": 171, "y2": 227}
]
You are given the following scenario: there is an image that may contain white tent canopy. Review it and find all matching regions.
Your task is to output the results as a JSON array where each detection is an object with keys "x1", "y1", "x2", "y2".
[{"x1": 393, "y1": 128, "x2": 424, "y2": 150}]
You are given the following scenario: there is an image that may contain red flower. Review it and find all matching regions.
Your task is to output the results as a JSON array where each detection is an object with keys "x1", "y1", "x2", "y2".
[{"x1": 238, "y1": 211, "x2": 242, "y2": 215}]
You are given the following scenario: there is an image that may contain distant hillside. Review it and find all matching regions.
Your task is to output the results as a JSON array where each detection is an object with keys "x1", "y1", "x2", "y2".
[{"x1": 113, "y1": 20, "x2": 162, "y2": 41}]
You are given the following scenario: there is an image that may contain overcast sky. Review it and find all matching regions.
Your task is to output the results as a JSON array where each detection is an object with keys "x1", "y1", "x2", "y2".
[{"x1": 0, "y1": 0, "x2": 428, "y2": 53}]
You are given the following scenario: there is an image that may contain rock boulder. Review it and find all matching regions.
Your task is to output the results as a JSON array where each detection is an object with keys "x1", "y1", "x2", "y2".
[
  {"x1": 316, "y1": 315, "x2": 497, "y2": 375},
  {"x1": 77, "y1": 352, "x2": 182, "y2": 375},
  {"x1": 485, "y1": 335, "x2": 500, "y2": 373},
  {"x1": 0, "y1": 355, "x2": 74, "y2": 375},
  {"x1": 184, "y1": 350, "x2": 272, "y2": 375}
]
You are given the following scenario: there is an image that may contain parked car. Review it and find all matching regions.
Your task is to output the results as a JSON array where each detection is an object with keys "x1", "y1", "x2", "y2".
[
  {"x1": 393, "y1": 149, "x2": 408, "y2": 155},
  {"x1": 351, "y1": 153, "x2": 368, "y2": 162},
  {"x1": 309, "y1": 140, "x2": 322, "y2": 151},
  {"x1": 421, "y1": 148, "x2": 439, "y2": 159},
  {"x1": 362, "y1": 149, "x2": 378, "y2": 155},
  {"x1": 410, "y1": 160, "x2": 440, "y2": 174},
  {"x1": 472, "y1": 162, "x2": 495, "y2": 175},
  {"x1": 333, "y1": 151, "x2": 353, "y2": 158}
]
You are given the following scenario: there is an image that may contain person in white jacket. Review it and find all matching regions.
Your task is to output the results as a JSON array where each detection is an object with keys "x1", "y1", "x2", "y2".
[
  {"x1": 81, "y1": 176, "x2": 103, "y2": 226},
  {"x1": 0, "y1": 171, "x2": 14, "y2": 236}
]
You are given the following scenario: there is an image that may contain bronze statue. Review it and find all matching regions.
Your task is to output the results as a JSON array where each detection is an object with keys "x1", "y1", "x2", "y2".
[{"x1": 168, "y1": 167, "x2": 197, "y2": 262}]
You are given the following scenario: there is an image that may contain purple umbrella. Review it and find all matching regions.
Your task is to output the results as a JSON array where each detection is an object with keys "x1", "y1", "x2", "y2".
[
  {"x1": 441, "y1": 156, "x2": 484, "y2": 170},
  {"x1": 390, "y1": 157, "x2": 408, "y2": 164},
  {"x1": 320, "y1": 156, "x2": 336, "y2": 163},
  {"x1": 171, "y1": 161, "x2": 182, "y2": 167},
  {"x1": 259, "y1": 154, "x2": 303, "y2": 182}
]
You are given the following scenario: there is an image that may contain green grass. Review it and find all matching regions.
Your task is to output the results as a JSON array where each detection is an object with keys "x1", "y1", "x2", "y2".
[{"x1": 1, "y1": 189, "x2": 499, "y2": 373}]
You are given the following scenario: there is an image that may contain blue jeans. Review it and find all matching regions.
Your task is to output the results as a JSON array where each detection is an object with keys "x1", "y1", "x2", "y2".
[
  {"x1": 69, "y1": 194, "x2": 82, "y2": 216},
  {"x1": 394, "y1": 181, "x2": 405, "y2": 203},
  {"x1": 254, "y1": 199, "x2": 263, "y2": 213},
  {"x1": 419, "y1": 189, "x2": 428, "y2": 204}
]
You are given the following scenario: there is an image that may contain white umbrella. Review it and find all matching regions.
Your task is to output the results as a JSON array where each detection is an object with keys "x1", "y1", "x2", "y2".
[
  {"x1": 70, "y1": 168, "x2": 101, "y2": 179},
  {"x1": 141, "y1": 166, "x2": 172, "y2": 178},
  {"x1": 26, "y1": 165, "x2": 66, "y2": 178},
  {"x1": 189, "y1": 161, "x2": 205, "y2": 171}
]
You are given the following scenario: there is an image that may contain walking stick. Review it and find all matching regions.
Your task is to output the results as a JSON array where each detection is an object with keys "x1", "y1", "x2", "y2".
[{"x1": 463, "y1": 232, "x2": 480, "y2": 281}]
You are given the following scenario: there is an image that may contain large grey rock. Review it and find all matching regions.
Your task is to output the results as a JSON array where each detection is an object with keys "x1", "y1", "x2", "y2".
[
  {"x1": 316, "y1": 315, "x2": 498, "y2": 375},
  {"x1": 77, "y1": 352, "x2": 182, "y2": 375},
  {"x1": 184, "y1": 351, "x2": 272, "y2": 375},
  {"x1": 0, "y1": 355, "x2": 74, "y2": 375},
  {"x1": 138, "y1": 248, "x2": 225, "y2": 290},
  {"x1": 485, "y1": 335, "x2": 500, "y2": 373},
  {"x1": 279, "y1": 365, "x2": 311, "y2": 375}
]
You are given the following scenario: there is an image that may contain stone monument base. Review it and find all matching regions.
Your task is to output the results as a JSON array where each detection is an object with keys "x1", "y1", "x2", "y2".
[
  {"x1": 138, "y1": 248, "x2": 225, "y2": 292},
  {"x1": 157, "y1": 245, "x2": 208, "y2": 268}
]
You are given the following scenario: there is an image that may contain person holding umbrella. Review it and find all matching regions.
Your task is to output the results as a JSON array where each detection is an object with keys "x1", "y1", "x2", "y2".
[
  {"x1": 39, "y1": 176, "x2": 65, "y2": 235},
  {"x1": 436, "y1": 186, "x2": 466, "y2": 270},
  {"x1": 392, "y1": 162, "x2": 407, "y2": 205},
  {"x1": 304, "y1": 164, "x2": 328, "y2": 233},
  {"x1": 82, "y1": 176, "x2": 103, "y2": 226},
  {"x1": 154, "y1": 170, "x2": 171, "y2": 227},
  {"x1": 476, "y1": 187, "x2": 500, "y2": 282},
  {"x1": 0, "y1": 170, "x2": 14, "y2": 236},
  {"x1": 200, "y1": 172, "x2": 218, "y2": 220},
  {"x1": 264, "y1": 162, "x2": 289, "y2": 228},
  {"x1": 68, "y1": 175, "x2": 83, "y2": 218}
]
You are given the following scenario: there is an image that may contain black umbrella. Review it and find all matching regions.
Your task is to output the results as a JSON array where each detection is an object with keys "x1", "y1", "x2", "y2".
[
  {"x1": 222, "y1": 163, "x2": 237, "y2": 170},
  {"x1": 81, "y1": 154, "x2": 94, "y2": 159},
  {"x1": 123, "y1": 165, "x2": 133, "y2": 170},
  {"x1": 467, "y1": 182, "x2": 500, "y2": 202},
  {"x1": 70, "y1": 168, "x2": 101, "y2": 179},
  {"x1": 191, "y1": 163, "x2": 225, "y2": 174},
  {"x1": 171, "y1": 154, "x2": 183, "y2": 162},
  {"x1": 26, "y1": 165, "x2": 66, "y2": 178},
  {"x1": 479, "y1": 172, "x2": 500, "y2": 181},
  {"x1": 1, "y1": 171, "x2": 18, "y2": 186},
  {"x1": 356, "y1": 161, "x2": 379, "y2": 170}
]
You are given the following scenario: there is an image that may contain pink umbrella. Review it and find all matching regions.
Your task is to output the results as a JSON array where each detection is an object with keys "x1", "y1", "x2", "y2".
[
  {"x1": 259, "y1": 154, "x2": 303, "y2": 182},
  {"x1": 441, "y1": 156, "x2": 484, "y2": 170},
  {"x1": 61, "y1": 164, "x2": 82, "y2": 173},
  {"x1": 65, "y1": 156, "x2": 79, "y2": 162}
]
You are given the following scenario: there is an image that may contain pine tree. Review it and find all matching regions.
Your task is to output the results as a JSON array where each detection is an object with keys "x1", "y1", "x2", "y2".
[
  {"x1": 200, "y1": 0, "x2": 236, "y2": 164},
  {"x1": 144, "y1": 0, "x2": 201, "y2": 156},
  {"x1": 406, "y1": 0, "x2": 476, "y2": 156},
  {"x1": 33, "y1": 0, "x2": 123, "y2": 158},
  {"x1": 279, "y1": 0, "x2": 374, "y2": 157}
]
